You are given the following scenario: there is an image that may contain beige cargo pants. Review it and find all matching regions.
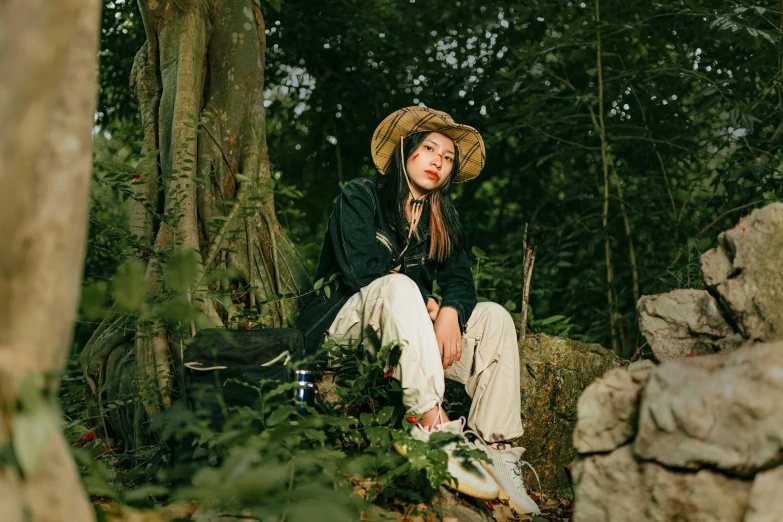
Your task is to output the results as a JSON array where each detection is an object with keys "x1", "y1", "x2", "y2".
[{"x1": 326, "y1": 273, "x2": 524, "y2": 443}]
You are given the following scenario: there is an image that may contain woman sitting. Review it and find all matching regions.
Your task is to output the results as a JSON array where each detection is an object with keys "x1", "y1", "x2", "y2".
[{"x1": 296, "y1": 106, "x2": 540, "y2": 516}]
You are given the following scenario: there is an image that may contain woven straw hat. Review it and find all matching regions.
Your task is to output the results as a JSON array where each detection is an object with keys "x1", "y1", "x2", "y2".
[{"x1": 371, "y1": 106, "x2": 485, "y2": 183}]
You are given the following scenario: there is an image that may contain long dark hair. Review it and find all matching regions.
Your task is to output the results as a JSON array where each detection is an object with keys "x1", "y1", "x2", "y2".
[{"x1": 379, "y1": 132, "x2": 463, "y2": 263}]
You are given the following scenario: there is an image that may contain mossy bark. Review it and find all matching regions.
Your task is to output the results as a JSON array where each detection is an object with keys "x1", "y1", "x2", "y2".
[{"x1": 83, "y1": 0, "x2": 310, "y2": 438}]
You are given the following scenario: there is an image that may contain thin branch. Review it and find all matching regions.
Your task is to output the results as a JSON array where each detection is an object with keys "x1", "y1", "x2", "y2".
[
  {"x1": 194, "y1": 123, "x2": 246, "y2": 291},
  {"x1": 595, "y1": 0, "x2": 618, "y2": 353},
  {"x1": 611, "y1": 172, "x2": 640, "y2": 306},
  {"x1": 519, "y1": 224, "x2": 537, "y2": 344},
  {"x1": 523, "y1": 121, "x2": 601, "y2": 150},
  {"x1": 697, "y1": 201, "x2": 764, "y2": 238},
  {"x1": 610, "y1": 135, "x2": 692, "y2": 153}
]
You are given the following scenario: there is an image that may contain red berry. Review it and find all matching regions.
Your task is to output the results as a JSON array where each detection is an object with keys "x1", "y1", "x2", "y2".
[
  {"x1": 133, "y1": 173, "x2": 140, "y2": 180},
  {"x1": 687, "y1": 354, "x2": 696, "y2": 358},
  {"x1": 406, "y1": 415, "x2": 419, "y2": 423},
  {"x1": 142, "y1": 250, "x2": 149, "y2": 258},
  {"x1": 85, "y1": 433, "x2": 95, "y2": 442}
]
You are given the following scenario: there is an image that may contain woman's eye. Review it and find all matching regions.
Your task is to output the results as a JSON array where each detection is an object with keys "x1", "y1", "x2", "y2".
[
  {"x1": 425, "y1": 145, "x2": 433, "y2": 151},
  {"x1": 445, "y1": 156, "x2": 453, "y2": 162}
]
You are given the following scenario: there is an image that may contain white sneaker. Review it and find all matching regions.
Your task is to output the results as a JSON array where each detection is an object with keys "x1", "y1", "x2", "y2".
[
  {"x1": 394, "y1": 419, "x2": 500, "y2": 500},
  {"x1": 477, "y1": 442, "x2": 541, "y2": 516}
]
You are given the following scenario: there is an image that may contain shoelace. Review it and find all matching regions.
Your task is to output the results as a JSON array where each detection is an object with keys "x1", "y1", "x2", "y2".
[
  {"x1": 423, "y1": 410, "x2": 480, "y2": 449},
  {"x1": 500, "y1": 451, "x2": 542, "y2": 493}
]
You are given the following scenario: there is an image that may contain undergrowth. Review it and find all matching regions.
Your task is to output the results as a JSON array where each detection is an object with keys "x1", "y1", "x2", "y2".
[{"x1": 64, "y1": 334, "x2": 490, "y2": 521}]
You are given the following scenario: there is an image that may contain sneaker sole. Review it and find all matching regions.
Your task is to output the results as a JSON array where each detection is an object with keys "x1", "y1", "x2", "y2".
[
  {"x1": 480, "y1": 462, "x2": 540, "y2": 516},
  {"x1": 394, "y1": 443, "x2": 500, "y2": 501}
]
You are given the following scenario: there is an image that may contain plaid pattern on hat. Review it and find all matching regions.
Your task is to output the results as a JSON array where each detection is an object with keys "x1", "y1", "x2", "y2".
[{"x1": 371, "y1": 106, "x2": 486, "y2": 183}]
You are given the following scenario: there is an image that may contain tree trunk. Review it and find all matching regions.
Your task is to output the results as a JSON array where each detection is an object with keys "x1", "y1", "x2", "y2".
[
  {"x1": 0, "y1": 1, "x2": 101, "y2": 521},
  {"x1": 83, "y1": 0, "x2": 310, "y2": 435}
]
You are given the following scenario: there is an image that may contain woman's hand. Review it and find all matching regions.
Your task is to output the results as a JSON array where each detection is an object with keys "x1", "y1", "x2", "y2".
[
  {"x1": 434, "y1": 307, "x2": 461, "y2": 370},
  {"x1": 426, "y1": 297, "x2": 440, "y2": 322}
]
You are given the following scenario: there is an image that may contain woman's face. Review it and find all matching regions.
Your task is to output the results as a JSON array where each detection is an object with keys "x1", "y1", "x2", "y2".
[{"x1": 405, "y1": 132, "x2": 455, "y2": 197}]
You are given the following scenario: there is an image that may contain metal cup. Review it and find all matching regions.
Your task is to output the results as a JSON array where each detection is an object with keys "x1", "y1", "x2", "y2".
[{"x1": 294, "y1": 369, "x2": 317, "y2": 413}]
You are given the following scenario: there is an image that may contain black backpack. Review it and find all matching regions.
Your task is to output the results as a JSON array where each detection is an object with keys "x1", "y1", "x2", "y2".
[{"x1": 181, "y1": 327, "x2": 305, "y2": 429}]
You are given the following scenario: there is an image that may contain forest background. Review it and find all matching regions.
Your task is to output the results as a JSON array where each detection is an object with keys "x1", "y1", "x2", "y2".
[
  {"x1": 10, "y1": 0, "x2": 780, "y2": 520},
  {"x1": 87, "y1": 0, "x2": 783, "y2": 358}
]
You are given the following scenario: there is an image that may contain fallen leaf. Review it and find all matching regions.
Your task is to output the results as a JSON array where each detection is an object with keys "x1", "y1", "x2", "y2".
[{"x1": 492, "y1": 504, "x2": 515, "y2": 522}]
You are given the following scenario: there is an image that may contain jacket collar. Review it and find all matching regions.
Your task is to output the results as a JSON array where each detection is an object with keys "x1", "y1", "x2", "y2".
[{"x1": 375, "y1": 175, "x2": 431, "y2": 246}]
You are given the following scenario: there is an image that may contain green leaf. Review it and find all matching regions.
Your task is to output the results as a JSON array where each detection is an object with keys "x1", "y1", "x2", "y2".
[
  {"x1": 376, "y1": 406, "x2": 394, "y2": 425},
  {"x1": 537, "y1": 314, "x2": 566, "y2": 325},
  {"x1": 12, "y1": 404, "x2": 59, "y2": 477},
  {"x1": 471, "y1": 246, "x2": 487, "y2": 259},
  {"x1": 267, "y1": 405, "x2": 294, "y2": 426},
  {"x1": 234, "y1": 173, "x2": 253, "y2": 184},
  {"x1": 359, "y1": 412, "x2": 374, "y2": 426},
  {"x1": 268, "y1": 0, "x2": 282, "y2": 13},
  {"x1": 165, "y1": 248, "x2": 200, "y2": 292},
  {"x1": 364, "y1": 426, "x2": 390, "y2": 445},
  {"x1": 112, "y1": 260, "x2": 146, "y2": 313},
  {"x1": 80, "y1": 281, "x2": 108, "y2": 320},
  {"x1": 324, "y1": 285, "x2": 331, "y2": 298}
]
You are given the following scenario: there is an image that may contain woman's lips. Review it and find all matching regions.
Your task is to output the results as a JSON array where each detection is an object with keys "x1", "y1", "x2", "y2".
[{"x1": 425, "y1": 170, "x2": 439, "y2": 181}]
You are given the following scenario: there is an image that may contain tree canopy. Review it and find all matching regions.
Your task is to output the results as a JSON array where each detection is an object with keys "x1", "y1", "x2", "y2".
[{"x1": 91, "y1": 0, "x2": 783, "y2": 354}]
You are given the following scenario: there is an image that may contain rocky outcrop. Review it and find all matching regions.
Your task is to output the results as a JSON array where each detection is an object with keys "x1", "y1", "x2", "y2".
[
  {"x1": 637, "y1": 289, "x2": 744, "y2": 360},
  {"x1": 573, "y1": 366, "x2": 649, "y2": 454},
  {"x1": 573, "y1": 445, "x2": 753, "y2": 522},
  {"x1": 701, "y1": 203, "x2": 783, "y2": 342},
  {"x1": 635, "y1": 344, "x2": 783, "y2": 475},
  {"x1": 744, "y1": 466, "x2": 783, "y2": 522},
  {"x1": 517, "y1": 334, "x2": 621, "y2": 493},
  {"x1": 638, "y1": 203, "x2": 783, "y2": 361},
  {"x1": 572, "y1": 341, "x2": 783, "y2": 520},
  {"x1": 573, "y1": 204, "x2": 783, "y2": 521}
]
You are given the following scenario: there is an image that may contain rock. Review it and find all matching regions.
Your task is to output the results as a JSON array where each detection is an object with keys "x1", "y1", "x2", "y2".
[
  {"x1": 572, "y1": 445, "x2": 752, "y2": 522},
  {"x1": 744, "y1": 465, "x2": 783, "y2": 522},
  {"x1": 635, "y1": 341, "x2": 783, "y2": 476},
  {"x1": 573, "y1": 367, "x2": 650, "y2": 453},
  {"x1": 638, "y1": 203, "x2": 783, "y2": 360},
  {"x1": 571, "y1": 445, "x2": 649, "y2": 522},
  {"x1": 637, "y1": 289, "x2": 744, "y2": 361},
  {"x1": 627, "y1": 358, "x2": 656, "y2": 373},
  {"x1": 701, "y1": 203, "x2": 783, "y2": 342},
  {"x1": 641, "y1": 462, "x2": 751, "y2": 522},
  {"x1": 517, "y1": 334, "x2": 621, "y2": 493},
  {"x1": 432, "y1": 487, "x2": 492, "y2": 522}
]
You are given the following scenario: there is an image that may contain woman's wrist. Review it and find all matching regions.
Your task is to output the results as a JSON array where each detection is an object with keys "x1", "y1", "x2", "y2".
[{"x1": 435, "y1": 306, "x2": 459, "y2": 324}]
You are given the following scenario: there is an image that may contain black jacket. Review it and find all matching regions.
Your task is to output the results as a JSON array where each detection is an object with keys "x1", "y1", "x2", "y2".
[{"x1": 296, "y1": 176, "x2": 477, "y2": 356}]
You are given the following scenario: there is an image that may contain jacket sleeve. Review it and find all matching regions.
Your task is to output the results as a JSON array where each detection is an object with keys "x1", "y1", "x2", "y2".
[
  {"x1": 329, "y1": 181, "x2": 389, "y2": 290},
  {"x1": 437, "y1": 247, "x2": 478, "y2": 332}
]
